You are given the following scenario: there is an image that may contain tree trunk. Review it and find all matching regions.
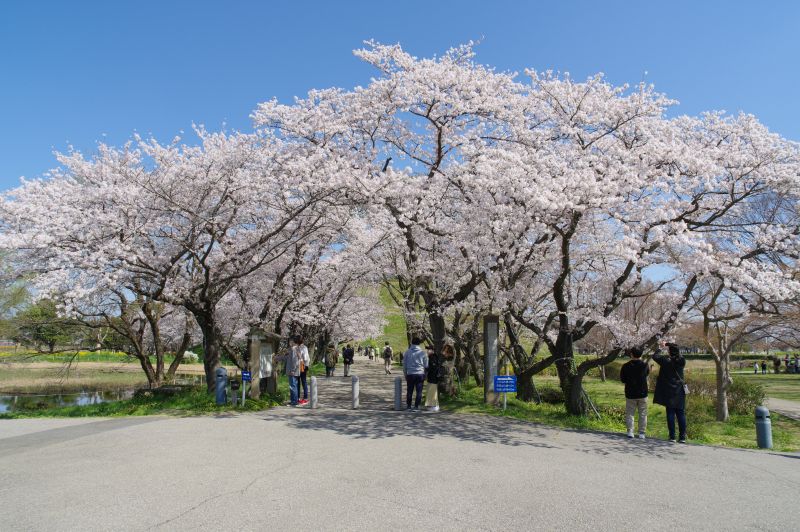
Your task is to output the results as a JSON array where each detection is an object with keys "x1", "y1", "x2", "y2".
[
  {"x1": 133, "y1": 351, "x2": 160, "y2": 388},
  {"x1": 516, "y1": 370, "x2": 538, "y2": 402},
  {"x1": 553, "y1": 327, "x2": 584, "y2": 414},
  {"x1": 165, "y1": 328, "x2": 191, "y2": 383},
  {"x1": 566, "y1": 372, "x2": 587, "y2": 416},
  {"x1": 468, "y1": 345, "x2": 482, "y2": 386},
  {"x1": 195, "y1": 314, "x2": 221, "y2": 393},
  {"x1": 715, "y1": 357, "x2": 731, "y2": 421}
]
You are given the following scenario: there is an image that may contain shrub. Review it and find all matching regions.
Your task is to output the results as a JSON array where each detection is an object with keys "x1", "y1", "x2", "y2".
[
  {"x1": 728, "y1": 378, "x2": 766, "y2": 415},
  {"x1": 685, "y1": 396, "x2": 714, "y2": 439},
  {"x1": 601, "y1": 360, "x2": 624, "y2": 381},
  {"x1": 538, "y1": 387, "x2": 564, "y2": 404},
  {"x1": 684, "y1": 374, "x2": 716, "y2": 399}
]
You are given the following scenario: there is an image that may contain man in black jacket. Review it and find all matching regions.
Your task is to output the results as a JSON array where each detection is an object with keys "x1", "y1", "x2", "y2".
[{"x1": 620, "y1": 346, "x2": 649, "y2": 439}]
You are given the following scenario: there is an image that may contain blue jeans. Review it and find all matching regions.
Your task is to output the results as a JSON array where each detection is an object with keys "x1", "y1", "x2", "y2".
[
  {"x1": 288, "y1": 375, "x2": 299, "y2": 405},
  {"x1": 666, "y1": 406, "x2": 687, "y2": 440},
  {"x1": 406, "y1": 374, "x2": 424, "y2": 408}
]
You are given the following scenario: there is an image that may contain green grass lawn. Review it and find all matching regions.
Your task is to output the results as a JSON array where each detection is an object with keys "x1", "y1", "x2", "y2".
[
  {"x1": 441, "y1": 374, "x2": 800, "y2": 453},
  {"x1": 733, "y1": 373, "x2": 800, "y2": 402}
]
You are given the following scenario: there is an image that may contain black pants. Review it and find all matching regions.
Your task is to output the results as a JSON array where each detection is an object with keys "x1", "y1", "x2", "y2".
[
  {"x1": 666, "y1": 406, "x2": 687, "y2": 440},
  {"x1": 325, "y1": 366, "x2": 334, "y2": 377},
  {"x1": 299, "y1": 368, "x2": 308, "y2": 399},
  {"x1": 406, "y1": 374, "x2": 424, "y2": 408}
]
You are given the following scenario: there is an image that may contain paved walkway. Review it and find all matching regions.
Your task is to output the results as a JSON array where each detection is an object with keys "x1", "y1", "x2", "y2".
[
  {"x1": 309, "y1": 355, "x2": 398, "y2": 410},
  {"x1": 1, "y1": 360, "x2": 799, "y2": 531},
  {"x1": 766, "y1": 397, "x2": 800, "y2": 421}
]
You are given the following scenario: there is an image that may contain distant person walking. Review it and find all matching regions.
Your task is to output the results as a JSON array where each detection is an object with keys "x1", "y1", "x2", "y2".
[
  {"x1": 402, "y1": 337, "x2": 428, "y2": 412},
  {"x1": 382, "y1": 342, "x2": 394, "y2": 375},
  {"x1": 324, "y1": 343, "x2": 338, "y2": 377},
  {"x1": 294, "y1": 336, "x2": 310, "y2": 405},
  {"x1": 343, "y1": 344, "x2": 355, "y2": 377},
  {"x1": 761, "y1": 360, "x2": 767, "y2": 375},
  {"x1": 620, "y1": 346, "x2": 649, "y2": 439},
  {"x1": 754, "y1": 361, "x2": 759, "y2": 374},
  {"x1": 653, "y1": 342, "x2": 687, "y2": 443}
]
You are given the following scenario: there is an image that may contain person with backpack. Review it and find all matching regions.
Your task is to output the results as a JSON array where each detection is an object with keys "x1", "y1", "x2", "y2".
[
  {"x1": 620, "y1": 346, "x2": 649, "y2": 439},
  {"x1": 382, "y1": 341, "x2": 394, "y2": 375},
  {"x1": 761, "y1": 360, "x2": 767, "y2": 374},
  {"x1": 324, "y1": 343, "x2": 338, "y2": 377},
  {"x1": 343, "y1": 344, "x2": 355, "y2": 377},
  {"x1": 653, "y1": 341, "x2": 687, "y2": 443}
]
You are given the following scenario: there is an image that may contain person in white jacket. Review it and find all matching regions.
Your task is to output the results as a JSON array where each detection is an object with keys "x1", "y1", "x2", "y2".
[{"x1": 294, "y1": 336, "x2": 311, "y2": 405}]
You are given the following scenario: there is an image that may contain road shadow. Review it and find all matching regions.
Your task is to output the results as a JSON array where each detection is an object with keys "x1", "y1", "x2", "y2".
[
  {"x1": 258, "y1": 408, "x2": 689, "y2": 459},
  {"x1": 265, "y1": 409, "x2": 556, "y2": 449}
]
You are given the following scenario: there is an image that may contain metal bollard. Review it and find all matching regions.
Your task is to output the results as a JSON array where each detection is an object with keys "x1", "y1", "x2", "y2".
[
  {"x1": 352, "y1": 375, "x2": 360, "y2": 409},
  {"x1": 310, "y1": 376, "x2": 318, "y2": 409},
  {"x1": 755, "y1": 405, "x2": 773, "y2": 449},
  {"x1": 394, "y1": 376, "x2": 403, "y2": 411},
  {"x1": 215, "y1": 367, "x2": 228, "y2": 405}
]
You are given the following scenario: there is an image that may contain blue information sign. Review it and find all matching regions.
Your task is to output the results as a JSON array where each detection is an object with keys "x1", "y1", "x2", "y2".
[
  {"x1": 241, "y1": 371, "x2": 252, "y2": 382},
  {"x1": 494, "y1": 375, "x2": 517, "y2": 393}
]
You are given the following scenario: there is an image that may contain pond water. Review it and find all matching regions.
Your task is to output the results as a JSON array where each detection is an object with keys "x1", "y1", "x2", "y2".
[
  {"x1": 0, "y1": 389, "x2": 136, "y2": 413},
  {"x1": 0, "y1": 373, "x2": 207, "y2": 413}
]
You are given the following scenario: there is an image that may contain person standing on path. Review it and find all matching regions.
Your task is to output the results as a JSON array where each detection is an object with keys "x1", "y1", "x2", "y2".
[
  {"x1": 325, "y1": 343, "x2": 338, "y2": 377},
  {"x1": 425, "y1": 345, "x2": 441, "y2": 412},
  {"x1": 343, "y1": 344, "x2": 355, "y2": 377},
  {"x1": 382, "y1": 341, "x2": 393, "y2": 375},
  {"x1": 653, "y1": 342, "x2": 687, "y2": 443},
  {"x1": 754, "y1": 361, "x2": 759, "y2": 374},
  {"x1": 294, "y1": 336, "x2": 310, "y2": 405},
  {"x1": 761, "y1": 360, "x2": 767, "y2": 374},
  {"x1": 620, "y1": 346, "x2": 649, "y2": 439},
  {"x1": 402, "y1": 337, "x2": 428, "y2": 412},
  {"x1": 284, "y1": 341, "x2": 301, "y2": 406}
]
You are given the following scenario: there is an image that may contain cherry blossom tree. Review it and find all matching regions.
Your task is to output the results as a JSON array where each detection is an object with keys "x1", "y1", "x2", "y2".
[{"x1": 1, "y1": 128, "x2": 355, "y2": 390}]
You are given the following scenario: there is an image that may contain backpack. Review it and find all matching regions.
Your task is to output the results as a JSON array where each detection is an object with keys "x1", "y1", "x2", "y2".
[{"x1": 383, "y1": 346, "x2": 392, "y2": 358}]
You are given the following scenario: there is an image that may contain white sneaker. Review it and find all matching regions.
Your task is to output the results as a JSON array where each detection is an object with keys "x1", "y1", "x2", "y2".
[
  {"x1": 428, "y1": 406, "x2": 440, "y2": 412},
  {"x1": 627, "y1": 431, "x2": 634, "y2": 438},
  {"x1": 638, "y1": 433, "x2": 646, "y2": 440}
]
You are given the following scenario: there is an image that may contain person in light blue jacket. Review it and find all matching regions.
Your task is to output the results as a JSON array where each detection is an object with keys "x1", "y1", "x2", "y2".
[{"x1": 402, "y1": 337, "x2": 428, "y2": 412}]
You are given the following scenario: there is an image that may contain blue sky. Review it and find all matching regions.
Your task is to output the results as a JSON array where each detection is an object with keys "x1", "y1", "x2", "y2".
[{"x1": 1, "y1": 0, "x2": 799, "y2": 191}]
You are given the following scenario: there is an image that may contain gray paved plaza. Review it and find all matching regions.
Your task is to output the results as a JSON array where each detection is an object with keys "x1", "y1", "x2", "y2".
[{"x1": 1, "y1": 362, "x2": 798, "y2": 531}]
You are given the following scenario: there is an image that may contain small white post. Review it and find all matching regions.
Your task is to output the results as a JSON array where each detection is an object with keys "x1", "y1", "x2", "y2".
[
  {"x1": 394, "y1": 376, "x2": 403, "y2": 411},
  {"x1": 310, "y1": 376, "x2": 318, "y2": 409},
  {"x1": 352, "y1": 375, "x2": 360, "y2": 409}
]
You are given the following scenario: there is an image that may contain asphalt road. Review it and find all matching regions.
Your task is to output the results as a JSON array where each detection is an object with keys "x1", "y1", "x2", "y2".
[{"x1": 1, "y1": 363, "x2": 798, "y2": 531}]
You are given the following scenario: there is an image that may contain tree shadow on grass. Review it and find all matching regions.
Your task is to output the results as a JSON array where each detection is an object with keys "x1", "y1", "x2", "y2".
[{"x1": 258, "y1": 407, "x2": 689, "y2": 459}]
